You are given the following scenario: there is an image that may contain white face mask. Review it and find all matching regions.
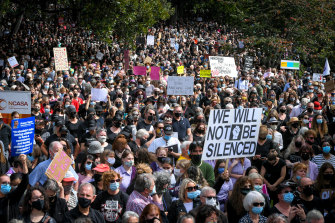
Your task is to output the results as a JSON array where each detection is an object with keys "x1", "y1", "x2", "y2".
[
  {"x1": 205, "y1": 197, "x2": 217, "y2": 207},
  {"x1": 98, "y1": 136, "x2": 107, "y2": 143},
  {"x1": 174, "y1": 168, "x2": 182, "y2": 177}
]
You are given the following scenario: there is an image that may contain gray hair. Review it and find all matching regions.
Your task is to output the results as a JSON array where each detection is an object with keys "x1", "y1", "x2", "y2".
[
  {"x1": 266, "y1": 213, "x2": 288, "y2": 223},
  {"x1": 122, "y1": 211, "x2": 139, "y2": 223},
  {"x1": 181, "y1": 141, "x2": 192, "y2": 150},
  {"x1": 243, "y1": 191, "x2": 265, "y2": 211},
  {"x1": 136, "y1": 129, "x2": 149, "y2": 139},
  {"x1": 200, "y1": 186, "x2": 216, "y2": 197},
  {"x1": 43, "y1": 179, "x2": 59, "y2": 193},
  {"x1": 134, "y1": 173, "x2": 155, "y2": 193},
  {"x1": 79, "y1": 183, "x2": 96, "y2": 196},
  {"x1": 225, "y1": 103, "x2": 234, "y2": 109},
  {"x1": 153, "y1": 171, "x2": 171, "y2": 195},
  {"x1": 306, "y1": 210, "x2": 324, "y2": 223},
  {"x1": 177, "y1": 214, "x2": 195, "y2": 223},
  {"x1": 179, "y1": 178, "x2": 197, "y2": 201},
  {"x1": 49, "y1": 141, "x2": 62, "y2": 153},
  {"x1": 248, "y1": 173, "x2": 263, "y2": 181},
  {"x1": 96, "y1": 128, "x2": 107, "y2": 135}
]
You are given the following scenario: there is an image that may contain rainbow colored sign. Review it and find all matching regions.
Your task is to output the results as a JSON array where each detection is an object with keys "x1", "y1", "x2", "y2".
[{"x1": 280, "y1": 60, "x2": 300, "y2": 70}]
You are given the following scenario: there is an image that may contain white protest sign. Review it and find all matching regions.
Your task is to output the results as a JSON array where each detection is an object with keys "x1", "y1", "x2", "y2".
[
  {"x1": 202, "y1": 108, "x2": 262, "y2": 160},
  {"x1": 96, "y1": 51, "x2": 104, "y2": 60},
  {"x1": 91, "y1": 88, "x2": 108, "y2": 102},
  {"x1": 313, "y1": 73, "x2": 323, "y2": 82},
  {"x1": 7, "y1": 56, "x2": 19, "y2": 68},
  {"x1": 0, "y1": 91, "x2": 31, "y2": 114},
  {"x1": 167, "y1": 76, "x2": 194, "y2": 95},
  {"x1": 146, "y1": 35, "x2": 155, "y2": 46},
  {"x1": 170, "y1": 38, "x2": 176, "y2": 48},
  {"x1": 53, "y1": 47, "x2": 69, "y2": 71},
  {"x1": 209, "y1": 56, "x2": 238, "y2": 78}
]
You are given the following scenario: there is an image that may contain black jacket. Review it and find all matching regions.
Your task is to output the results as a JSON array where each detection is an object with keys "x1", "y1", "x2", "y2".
[
  {"x1": 49, "y1": 196, "x2": 69, "y2": 223},
  {"x1": 64, "y1": 206, "x2": 105, "y2": 223},
  {"x1": 167, "y1": 198, "x2": 201, "y2": 223}
]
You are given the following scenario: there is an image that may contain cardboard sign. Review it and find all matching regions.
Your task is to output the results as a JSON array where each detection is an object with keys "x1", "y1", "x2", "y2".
[
  {"x1": 96, "y1": 51, "x2": 104, "y2": 60},
  {"x1": 144, "y1": 56, "x2": 152, "y2": 64},
  {"x1": 167, "y1": 76, "x2": 194, "y2": 95},
  {"x1": 244, "y1": 56, "x2": 253, "y2": 72},
  {"x1": 177, "y1": 66, "x2": 184, "y2": 74},
  {"x1": 11, "y1": 117, "x2": 35, "y2": 156},
  {"x1": 133, "y1": 66, "x2": 146, "y2": 75},
  {"x1": 320, "y1": 189, "x2": 335, "y2": 200},
  {"x1": 0, "y1": 91, "x2": 31, "y2": 115},
  {"x1": 46, "y1": 150, "x2": 72, "y2": 182},
  {"x1": 202, "y1": 108, "x2": 262, "y2": 160},
  {"x1": 280, "y1": 60, "x2": 300, "y2": 70},
  {"x1": 146, "y1": 35, "x2": 155, "y2": 46},
  {"x1": 209, "y1": 56, "x2": 238, "y2": 78},
  {"x1": 91, "y1": 88, "x2": 108, "y2": 102},
  {"x1": 312, "y1": 73, "x2": 323, "y2": 82},
  {"x1": 150, "y1": 66, "x2": 160, "y2": 80},
  {"x1": 53, "y1": 47, "x2": 69, "y2": 71},
  {"x1": 200, "y1": 70, "x2": 211, "y2": 78},
  {"x1": 7, "y1": 56, "x2": 19, "y2": 68}
]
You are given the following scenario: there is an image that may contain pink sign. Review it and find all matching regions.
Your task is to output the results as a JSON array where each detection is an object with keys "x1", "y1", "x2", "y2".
[
  {"x1": 133, "y1": 66, "x2": 146, "y2": 75},
  {"x1": 150, "y1": 66, "x2": 160, "y2": 80},
  {"x1": 46, "y1": 150, "x2": 72, "y2": 182}
]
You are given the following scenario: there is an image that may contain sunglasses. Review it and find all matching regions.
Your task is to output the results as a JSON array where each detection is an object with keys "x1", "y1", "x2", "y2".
[
  {"x1": 186, "y1": 186, "x2": 199, "y2": 192},
  {"x1": 283, "y1": 190, "x2": 293, "y2": 194},
  {"x1": 204, "y1": 196, "x2": 217, "y2": 199},
  {"x1": 253, "y1": 202, "x2": 265, "y2": 207},
  {"x1": 110, "y1": 179, "x2": 121, "y2": 183}
]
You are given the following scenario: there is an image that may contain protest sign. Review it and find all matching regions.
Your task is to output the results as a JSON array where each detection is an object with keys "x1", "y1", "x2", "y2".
[
  {"x1": 146, "y1": 35, "x2": 155, "y2": 46},
  {"x1": 175, "y1": 43, "x2": 179, "y2": 52},
  {"x1": 320, "y1": 189, "x2": 334, "y2": 200},
  {"x1": 280, "y1": 60, "x2": 300, "y2": 70},
  {"x1": 177, "y1": 66, "x2": 184, "y2": 74},
  {"x1": 200, "y1": 70, "x2": 211, "y2": 78},
  {"x1": 244, "y1": 56, "x2": 253, "y2": 72},
  {"x1": 96, "y1": 51, "x2": 104, "y2": 60},
  {"x1": 7, "y1": 56, "x2": 19, "y2": 68},
  {"x1": 167, "y1": 76, "x2": 194, "y2": 95},
  {"x1": 11, "y1": 116, "x2": 35, "y2": 156},
  {"x1": 209, "y1": 56, "x2": 238, "y2": 78},
  {"x1": 46, "y1": 150, "x2": 72, "y2": 182},
  {"x1": 91, "y1": 88, "x2": 108, "y2": 102},
  {"x1": 53, "y1": 47, "x2": 69, "y2": 71},
  {"x1": 202, "y1": 108, "x2": 262, "y2": 160},
  {"x1": 0, "y1": 91, "x2": 31, "y2": 115},
  {"x1": 150, "y1": 66, "x2": 160, "y2": 80},
  {"x1": 133, "y1": 66, "x2": 146, "y2": 75},
  {"x1": 170, "y1": 38, "x2": 176, "y2": 48},
  {"x1": 144, "y1": 56, "x2": 152, "y2": 64},
  {"x1": 312, "y1": 73, "x2": 323, "y2": 82}
]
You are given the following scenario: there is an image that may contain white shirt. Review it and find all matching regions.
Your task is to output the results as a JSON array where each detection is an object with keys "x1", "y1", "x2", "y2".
[
  {"x1": 234, "y1": 79, "x2": 249, "y2": 91},
  {"x1": 273, "y1": 131, "x2": 283, "y2": 150},
  {"x1": 183, "y1": 202, "x2": 193, "y2": 213},
  {"x1": 148, "y1": 136, "x2": 181, "y2": 154}
]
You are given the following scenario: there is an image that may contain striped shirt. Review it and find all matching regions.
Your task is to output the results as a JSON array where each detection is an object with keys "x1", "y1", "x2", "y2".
[{"x1": 311, "y1": 154, "x2": 335, "y2": 169}]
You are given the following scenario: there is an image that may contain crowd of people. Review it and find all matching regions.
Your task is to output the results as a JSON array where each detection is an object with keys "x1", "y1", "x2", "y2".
[{"x1": 0, "y1": 16, "x2": 335, "y2": 223}]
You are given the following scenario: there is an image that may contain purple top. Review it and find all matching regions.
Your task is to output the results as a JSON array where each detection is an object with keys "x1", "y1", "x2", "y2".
[
  {"x1": 217, "y1": 178, "x2": 233, "y2": 212},
  {"x1": 307, "y1": 161, "x2": 319, "y2": 181},
  {"x1": 204, "y1": 160, "x2": 216, "y2": 169},
  {"x1": 228, "y1": 158, "x2": 251, "y2": 185},
  {"x1": 115, "y1": 165, "x2": 132, "y2": 193}
]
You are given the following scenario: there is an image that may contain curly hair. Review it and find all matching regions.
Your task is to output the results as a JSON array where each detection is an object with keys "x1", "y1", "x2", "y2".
[
  {"x1": 153, "y1": 171, "x2": 171, "y2": 195},
  {"x1": 102, "y1": 170, "x2": 121, "y2": 190},
  {"x1": 139, "y1": 204, "x2": 162, "y2": 223},
  {"x1": 136, "y1": 163, "x2": 153, "y2": 175},
  {"x1": 185, "y1": 165, "x2": 208, "y2": 188},
  {"x1": 112, "y1": 135, "x2": 128, "y2": 152}
]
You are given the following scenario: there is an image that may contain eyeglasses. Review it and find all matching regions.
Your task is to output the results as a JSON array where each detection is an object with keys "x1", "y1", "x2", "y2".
[
  {"x1": 253, "y1": 202, "x2": 265, "y2": 207},
  {"x1": 186, "y1": 186, "x2": 199, "y2": 192},
  {"x1": 204, "y1": 196, "x2": 217, "y2": 199},
  {"x1": 110, "y1": 179, "x2": 121, "y2": 183},
  {"x1": 282, "y1": 190, "x2": 293, "y2": 194},
  {"x1": 86, "y1": 162, "x2": 93, "y2": 165}
]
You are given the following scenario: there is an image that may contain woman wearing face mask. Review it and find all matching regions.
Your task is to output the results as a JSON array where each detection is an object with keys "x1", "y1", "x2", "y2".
[
  {"x1": 91, "y1": 170, "x2": 129, "y2": 223},
  {"x1": 239, "y1": 191, "x2": 267, "y2": 223},
  {"x1": 226, "y1": 177, "x2": 254, "y2": 223},
  {"x1": 311, "y1": 140, "x2": 335, "y2": 169},
  {"x1": 112, "y1": 135, "x2": 130, "y2": 168},
  {"x1": 114, "y1": 98, "x2": 125, "y2": 112},
  {"x1": 228, "y1": 157, "x2": 251, "y2": 186},
  {"x1": 107, "y1": 115, "x2": 123, "y2": 144},
  {"x1": 61, "y1": 171, "x2": 78, "y2": 210},
  {"x1": 248, "y1": 173, "x2": 271, "y2": 215},
  {"x1": 150, "y1": 147, "x2": 168, "y2": 172},
  {"x1": 167, "y1": 178, "x2": 201, "y2": 223},
  {"x1": 267, "y1": 117, "x2": 283, "y2": 150},
  {"x1": 284, "y1": 135, "x2": 304, "y2": 173},
  {"x1": 153, "y1": 171, "x2": 172, "y2": 215},
  {"x1": 96, "y1": 128, "x2": 112, "y2": 150},
  {"x1": 281, "y1": 117, "x2": 301, "y2": 151},
  {"x1": 314, "y1": 162, "x2": 335, "y2": 208},
  {"x1": 291, "y1": 163, "x2": 307, "y2": 184},
  {"x1": 115, "y1": 149, "x2": 136, "y2": 193},
  {"x1": 22, "y1": 186, "x2": 56, "y2": 223},
  {"x1": 270, "y1": 182, "x2": 296, "y2": 220},
  {"x1": 65, "y1": 106, "x2": 82, "y2": 140},
  {"x1": 101, "y1": 149, "x2": 116, "y2": 170},
  {"x1": 78, "y1": 154, "x2": 96, "y2": 186},
  {"x1": 192, "y1": 123, "x2": 206, "y2": 142},
  {"x1": 299, "y1": 145, "x2": 318, "y2": 181},
  {"x1": 214, "y1": 159, "x2": 233, "y2": 212},
  {"x1": 253, "y1": 125, "x2": 275, "y2": 171},
  {"x1": 140, "y1": 204, "x2": 163, "y2": 223},
  {"x1": 311, "y1": 114, "x2": 328, "y2": 146}
]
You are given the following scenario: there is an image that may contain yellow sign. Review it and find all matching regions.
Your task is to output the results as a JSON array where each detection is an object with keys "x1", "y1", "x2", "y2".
[
  {"x1": 200, "y1": 70, "x2": 211, "y2": 78},
  {"x1": 177, "y1": 66, "x2": 184, "y2": 74}
]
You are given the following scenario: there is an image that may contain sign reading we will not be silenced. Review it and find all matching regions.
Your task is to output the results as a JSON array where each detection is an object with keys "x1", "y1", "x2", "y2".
[{"x1": 202, "y1": 108, "x2": 262, "y2": 160}]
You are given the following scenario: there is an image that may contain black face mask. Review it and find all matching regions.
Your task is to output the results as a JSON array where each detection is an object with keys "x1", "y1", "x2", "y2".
[
  {"x1": 31, "y1": 199, "x2": 45, "y2": 210},
  {"x1": 35, "y1": 128, "x2": 43, "y2": 135},
  {"x1": 303, "y1": 186, "x2": 314, "y2": 196},
  {"x1": 307, "y1": 107, "x2": 313, "y2": 113},
  {"x1": 241, "y1": 188, "x2": 251, "y2": 195},
  {"x1": 147, "y1": 115, "x2": 153, "y2": 122},
  {"x1": 190, "y1": 154, "x2": 202, "y2": 165},
  {"x1": 280, "y1": 109, "x2": 286, "y2": 113},
  {"x1": 157, "y1": 156, "x2": 165, "y2": 163},
  {"x1": 61, "y1": 133, "x2": 67, "y2": 138},
  {"x1": 197, "y1": 129, "x2": 205, "y2": 134},
  {"x1": 114, "y1": 121, "x2": 121, "y2": 127},
  {"x1": 291, "y1": 123, "x2": 299, "y2": 128},
  {"x1": 140, "y1": 138, "x2": 147, "y2": 146},
  {"x1": 78, "y1": 197, "x2": 91, "y2": 208},
  {"x1": 323, "y1": 173, "x2": 334, "y2": 181},
  {"x1": 116, "y1": 103, "x2": 121, "y2": 108},
  {"x1": 301, "y1": 153, "x2": 310, "y2": 161},
  {"x1": 49, "y1": 195, "x2": 56, "y2": 204},
  {"x1": 295, "y1": 141, "x2": 302, "y2": 148},
  {"x1": 145, "y1": 217, "x2": 160, "y2": 223},
  {"x1": 175, "y1": 112, "x2": 182, "y2": 118}
]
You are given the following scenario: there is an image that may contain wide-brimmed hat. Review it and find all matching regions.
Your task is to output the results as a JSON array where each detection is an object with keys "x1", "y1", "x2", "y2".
[{"x1": 287, "y1": 117, "x2": 301, "y2": 125}]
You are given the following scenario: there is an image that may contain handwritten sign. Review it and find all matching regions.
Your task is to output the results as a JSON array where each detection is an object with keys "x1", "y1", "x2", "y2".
[
  {"x1": 200, "y1": 70, "x2": 211, "y2": 78},
  {"x1": 202, "y1": 108, "x2": 262, "y2": 160},
  {"x1": 244, "y1": 56, "x2": 254, "y2": 72},
  {"x1": 280, "y1": 60, "x2": 300, "y2": 70},
  {"x1": 312, "y1": 73, "x2": 323, "y2": 82},
  {"x1": 46, "y1": 150, "x2": 72, "y2": 182},
  {"x1": 133, "y1": 66, "x2": 146, "y2": 75},
  {"x1": 11, "y1": 117, "x2": 35, "y2": 156},
  {"x1": 91, "y1": 88, "x2": 108, "y2": 102},
  {"x1": 53, "y1": 47, "x2": 69, "y2": 71},
  {"x1": 96, "y1": 51, "x2": 104, "y2": 60},
  {"x1": 167, "y1": 76, "x2": 194, "y2": 95},
  {"x1": 209, "y1": 56, "x2": 237, "y2": 78},
  {"x1": 150, "y1": 66, "x2": 160, "y2": 80},
  {"x1": 147, "y1": 35, "x2": 155, "y2": 46},
  {"x1": 7, "y1": 56, "x2": 19, "y2": 68},
  {"x1": 170, "y1": 38, "x2": 176, "y2": 48},
  {"x1": 177, "y1": 66, "x2": 184, "y2": 74}
]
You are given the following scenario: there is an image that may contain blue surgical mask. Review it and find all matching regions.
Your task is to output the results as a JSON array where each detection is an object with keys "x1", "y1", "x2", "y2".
[
  {"x1": 316, "y1": 119, "x2": 323, "y2": 124},
  {"x1": 301, "y1": 105, "x2": 307, "y2": 109},
  {"x1": 109, "y1": 182, "x2": 119, "y2": 191},
  {"x1": 266, "y1": 134, "x2": 273, "y2": 140},
  {"x1": 254, "y1": 185, "x2": 262, "y2": 192},
  {"x1": 65, "y1": 104, "x2": 69, "y2": 108},
  {"x1": 85, "y1": 163, "x2": 92, "y2": 170},
  {"x1": 187, "y1": 191, "x2": 199, "y2": 199},
  {"x1": 218, "y1": 168, "x2": 225, "y2": 174},
  {"x1": 308, "y1": 89, "x2": 313, "y2": 93},
  {"x1": 150, "y1": 185, "x2": 156, "y2": 196},
  {"x1": 164, "y1": 135, "x2": 171, "y2": 141},
  {"x1": 252, "y1": 206, "x2": 264, "y2": 214},
  {"x1": 44, "y1": 109, "x2": 50, "y2": 113},
  {"x1": 107, "y1": 157, "x2": 115, "y2": 165},
  {"x1": 323, "y1": 146, "x2": 331, "y2": 154},
  {"x1": 27, "y1": 155, "x2": 35, "y2": 162},
  {"x1": 303, "y1": 119, "x2": 309, "y2": 124},
  {"x1": 124, "y1": 160, "x2": 134, "y2": 167},
  {"x1": 0, "y1": 184, "x2": 11, "y2": 194},
  {"x1": 283, "y1": 192, "x2": 294, "y2": 203}
]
